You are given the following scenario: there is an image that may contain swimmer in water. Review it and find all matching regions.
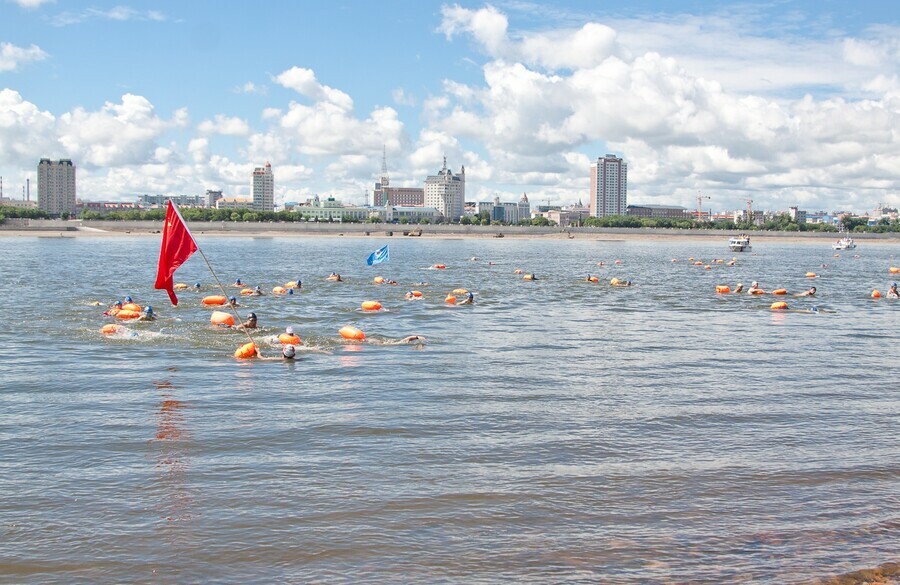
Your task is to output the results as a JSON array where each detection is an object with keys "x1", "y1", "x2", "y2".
[
  {"x1": 237, "y1": 312, "x2": 258, "y2": 329},
  {"x1": 748, "y1": 281, "x2": 763, "y2": 294},
  {"x1": 459, "y1": 291, "x2": 475, "y2": 305},
  {"x1": 193, "y1": 282, "x2": 202, "y2": 291},
  {"x1": 252, "y1": 285, "x2": 265, "y2": 296},
  {"x1": 367, "y1": 335, "x2": 426, "y2": 345},
  {"x1": 233, "y1": 278, "x2": 243, "y2": 287},
  {"x1": 287, "y1": 288, "x2": 294, "y2": 295},
  {"x1": 405, "y1": 291, "x2": 418, "y2": 300},
  {"x1": 104, "y1": 300, "x2": 123, "y2": 316},
  {"x1": 734, "y1": 283, "x2": 744, "y2": 293},
  {"x1": 888, "y1": 282, "x2": 899, "y2": 299},
  {"x1": 138, "y1": 306, "x2": 156, "y2": 321},
  {"x1": 796, "y1": 286, "x2": 817, "y2": 297},
  {"x1": 327, "y1": 272, "x2": 343, "y2": 282},
  {"x1": 228, "y1": 295, "x2": 240, "y2": 307}
]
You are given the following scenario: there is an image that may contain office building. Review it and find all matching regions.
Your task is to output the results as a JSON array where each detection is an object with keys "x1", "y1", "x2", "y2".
[
  {"x1": 589, "y1": 154, "x2": 627, "y2": 217},
  {"x1": 424, "y1": 157, "x2": 465, "y2": 221},
  {"x1": 252, "y1": 162, "x2": 274, "y2": 212},
  {"x1": 37, "y1": 158, "x2": 76, "y2": 216}
]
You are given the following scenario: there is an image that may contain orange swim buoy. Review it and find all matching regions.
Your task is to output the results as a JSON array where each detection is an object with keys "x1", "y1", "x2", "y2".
[
  {"x1": 210, "y1": 311, "x2": 235, "y2": 326},
  {"x1": 272, "y1": 286, "x2": 286, "y2": 295},
  {"x1": 770, "y1": 301, "x2": 788, "y2": 310},
  {"x1": 588, "y1": 276, "x2": 599, "y2": 283},
  {"x1": 411, "y1": 290, "x2": 423, "y2": 297},
  {"x1": 872, "y1": 289, "x2": 882, "y2": 298},
  {"x1": 716, "y1": 285, "x2": 731, "y2": 294},
  {"x1": 202, "y1": 295, "x2": 227, "y2": 305},
  {"x1": 610, "y1": 278, "x2": 620, "y2": 286},
  {"x1": 234, "y1": 342, "x2": 257, "y2": 359},
  {"x1": 452, "y1": 288, "x2": 468, "y2": 295},
  {"x1": 806, "y1": 272, "x2": 817, "y2": 278},
  {"x1": 121, "y1": 302, "x2": 141, "y2": 312},
  {"x1": 285, "y1": 281, "x2": 299, "y2": 288},
  {"x1": 101, "y1": 324, "x2": 122, "y2": 335},
  {"x1": 174, "y1": 283, "x2": 188, "y2": 291},
  {"x1": 279, "y1": 333, "x2": 301, "y2": 344},
  {"x1": 749, "y1": 289, "x2": 766, "y2": 295},
  {"x1": 890, "y1": 267, "x2": 900, "y2": 274},
  {"x1": 434, "y1": 264, "x2": 446, "y2": 269},
  {"x1": 772, "y1": 289, "x2": 787, "y2": 295},
  {"x1": 339, "y1": 326, "x2": 365, "y2": 340},
  {"x1": 694, "y1": 261, "x2": 703, "y2": 266},
  {"x1": 240, "y1": 288, "x2": 255, "y2": 296},
  {"x1": 514, "y1": 269, "x2": 523, "y2": 274},
  {"x1": 445, "y1": 294, "x2": 457, "y2": 304},
  {"x1": 116, "y1": 309, "x2": 141, "y2": 320},
  {"x1": 361, "y1": 300, "x2": 382, "y2": 311},
  {"x1": 374, "y1": 276, "x2": 385, "y2": 284},
  {"x1": 704, "y1": 265, "x2": 711, "y2": 270}
]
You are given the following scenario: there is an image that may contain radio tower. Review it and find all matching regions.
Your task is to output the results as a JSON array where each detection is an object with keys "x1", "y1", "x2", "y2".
[{"x1": 380, "y1": 145, "x2": 389, "y2": 188}]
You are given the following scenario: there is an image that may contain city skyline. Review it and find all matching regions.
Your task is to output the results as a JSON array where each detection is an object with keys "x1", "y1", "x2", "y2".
[{"x1": 2, "y1": 1, "x2": 900, "y2": 214}]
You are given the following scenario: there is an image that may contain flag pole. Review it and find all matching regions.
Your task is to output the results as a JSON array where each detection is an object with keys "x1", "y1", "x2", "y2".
[{"x1": 164, "y1": 200, "x2": 263, "y2": 357}]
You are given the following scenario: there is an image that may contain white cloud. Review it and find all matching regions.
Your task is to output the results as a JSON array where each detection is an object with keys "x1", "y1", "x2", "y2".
[
  {"x1": 392, "y1": 88, "x2": 416, "y2": 107},
  {"x1": 274, "y1": 67, "x2": 353, "y2": 111},
  {"x1": 197, "y1": 115, "x2": 250, "y2": 136},
  {"x1": 10, "y1": 0, "x2": 53, "y2": 8},
  {"x1": 0, "y1": 89, "x2": 58, "y2": 163},
  {"x1": 50, "y1": 6, "x2": 166, "y2": 26},
  {"x1": 0, "y1": 42, "x2": 49, "y2": 72},
  {"x1": 233, "y1": 82, "x2": 267, "y2": 95}
]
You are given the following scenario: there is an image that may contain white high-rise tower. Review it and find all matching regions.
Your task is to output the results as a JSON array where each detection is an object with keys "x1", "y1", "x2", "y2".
[
  {"x1": 252, "y1": 162, "x2": 274, "y2": 212},
  {"x1": 589, "y1": 154, "x2": 627, "y2": 217},
  {"x1": 424, "y1": 157, "x2": 465, "y2": 221}
]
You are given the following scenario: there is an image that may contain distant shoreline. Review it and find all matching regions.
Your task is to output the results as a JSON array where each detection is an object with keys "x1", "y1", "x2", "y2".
[{"x1": 1, "y1": 221, "x2": 899, "y2": 245}]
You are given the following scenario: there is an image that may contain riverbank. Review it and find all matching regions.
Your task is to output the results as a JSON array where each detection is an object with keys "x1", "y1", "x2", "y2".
[{"x1": 2, "y1": 220, "x2": 899, "y2": 244}]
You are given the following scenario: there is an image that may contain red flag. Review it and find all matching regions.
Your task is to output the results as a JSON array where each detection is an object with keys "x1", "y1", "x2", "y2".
[{"x1": 154, "y1": 200, "x2": 198, "y2": 305}]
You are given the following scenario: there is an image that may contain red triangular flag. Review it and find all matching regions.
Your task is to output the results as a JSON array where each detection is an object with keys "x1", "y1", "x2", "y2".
[{"x1": 154, "y1": 200, "x2": 198, "y2": 305}]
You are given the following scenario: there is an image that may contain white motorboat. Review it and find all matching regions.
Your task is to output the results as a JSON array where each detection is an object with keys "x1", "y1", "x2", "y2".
[
  {"x1": 832, "y1": 236, "x2": 856, "y2": 250},
  {"x1": 729, "y1": 235, "x2": 752, "y2": 252}
]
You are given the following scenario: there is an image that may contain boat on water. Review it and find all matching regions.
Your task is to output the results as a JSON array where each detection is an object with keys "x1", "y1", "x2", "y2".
[
  {"x1": 832, "y1": 236, "x2": 856, "y2": 250},
  {"x1": 728, "y1": 235, "x2": 752, "y2": 252}
]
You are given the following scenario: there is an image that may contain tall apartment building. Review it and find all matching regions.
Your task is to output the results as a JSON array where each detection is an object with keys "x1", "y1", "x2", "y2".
[
  {"x1": 424, "y1": 157, "x2": 465, "y2": 221},
  {"x1": 589, "y1": 154, "x2": 627, "y2": 217},
  {"x1": 37, "y1": 158, "x2": 76, "y2": 216},
  {"x1": 251, "y1": 162, "x2": 274, "y2": 212}
]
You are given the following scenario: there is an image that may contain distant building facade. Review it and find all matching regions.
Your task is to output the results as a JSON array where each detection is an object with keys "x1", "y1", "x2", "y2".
[
  {"x1": 37, "y1": 158, "x2": 76, "y2": 216},
  {"x1": 374, "y1": 186, "x2": 425, "y2": 207},
  {"x1": 251, "y1": 162, "x2": 274, "y2": 212},
  {"x1": 0, "y1": 197, "x2": 37, "y2": 209},
  {"x1": 139, "y1": 194, "x2": 205, "y2": 207},
  {"x1": 626, "y1": 204, "x2": 690, "y2": 219},
  {"x1": 206, "y1": 189, "x2": 223, "y2": 208},
  {"x1": 788, "y1": 206, "x2": 807, "y2": 224},
  {"x1": 216, "y1": 197, "x2": 254, "y2": 210},
  {"x1": 589, "y1": 154, "x2": 627, "y2": 218},
  {"x1": 424, "y1": 158, "x2": 465, "y2": 221},
  {"x1": 476, "y1": 193, "x2": 531, "y2": 224}
]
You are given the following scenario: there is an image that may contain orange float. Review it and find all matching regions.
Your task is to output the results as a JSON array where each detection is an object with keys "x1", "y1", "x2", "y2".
[
  {"x1": 374, "y1": 276, "x2": 385, "y2": 284},
  {"x1": 234, "y1": 342, "x2": 257, "y2": 359},
  {"x1": 872, "y1": 289, "x2": 882, "y2": 298},
  {"x1": 285, "y1": 281, "x2": 299, "y2": 288},
  {"x1": 716, "y1": 285, "x2": 731, "y2": 293},
  {"x1": 174, "y1": 283, "x2": 188, "y2": 291},
  {"x1": 240, "y1": 288, "x2": 255, "y2": 296},
  {"x1": 610, "y1": 278, "x2": 620, "y2": 286},
  {"x1": 806, "y1": 272, "x2": 817, "y2": 278},
  {"x1": 272, "y1": 286, "x2": 286, "y2": 295},
  {"x1": 890, "y1": 267, "x2": 900, "y2": 274},
  {"x1": 279, "y1": 333, "x2": 301, "y2": 344},
  {"x1": 772, "y1": 289, "x2": 787, "y2": 295},
  {"x1": 116, "y1": 309, "x2": 141, "y2": 320},
  {"x1": 433, "y1": 264, "x2": 446, "y2": 269},
  {"x1": 101, "y1": 324, "x2": 122, "y2": 335},
  {"x1": 693, "y1": 261, "x2": 703, "y2": 266},
  {"x1": 202, "y1": 295, "x2": 227, "y2": 305},
  {"x1": 445, "y1": 294, "x2": 457, "y2": 304},
  {"x1": 523, "y1": 274, "x2": 535, "y2": 281},
  {"x1": 410, "y1": 290, "x2": 423, "y2": 298},
  {"x1": 770, "y1": 301, "x2": 788, "y2": 310},
  {"x1": 339, "y1": 326, "x2": 365, "y2": 340},
  {"x1": 514, "y1": 269, "x2": 523, "y2": 274},
  {"x1": 121, "y1": 302, "x2": 141, "y2": 312},
  {"x1": 210, "y1": 311, "x2": 235, "y2": 326},
  {"x1": 749, "y1": 289, "x2": 766, "y2": 295},
  {"x1": 361, "y1": 300, "x2": 382, "y2": 311},
  {"x1": 704, "y1": 265, "x2": 711, "y2": 270},
  {"x1": 588, "y1": 276, "x2": 599, "y2": 283}
]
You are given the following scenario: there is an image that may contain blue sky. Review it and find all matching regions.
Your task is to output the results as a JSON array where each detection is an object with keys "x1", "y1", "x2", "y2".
[{"x1": 2, "y1": 0, "x2": 899, "y2": 213}]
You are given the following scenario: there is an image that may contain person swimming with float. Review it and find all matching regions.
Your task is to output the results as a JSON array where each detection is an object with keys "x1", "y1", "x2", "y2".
[
  {"x1": 796, "y1": 286, "x2": 817, "y2": 297},
  {"x1": 888, "y1": 282, "x2": 899, "y2": 299},
  {"x1": 237, "y1": 312, "x2": 257, "y2": 329},
  {"x1": 327, "y1": 272, "x2": 343, "y2": 282},
  {"x1": 104, "y1": 300, "x2": 123, "y2": 316},
  {"x1": 748, "y1": 281, "x2": 764, "y2": 294},
  {"x1": 459, "y1": 291, "x2": 475, "y2": 305},
  {"x1": 228, "y1": 295, "x2": 240, "y2": 307},
  {"x1": 138, "y1": 306, "x2": 156, "y2": 321},
  {"x1": 233, "y1": 278, "x2": 243, "y2": 287},
  {"x1": 193, "y1": 282, "x2": 202, "y2": 291},
  {"x1": 733, "y1": 283, "x2": 744, "y2": 293}
]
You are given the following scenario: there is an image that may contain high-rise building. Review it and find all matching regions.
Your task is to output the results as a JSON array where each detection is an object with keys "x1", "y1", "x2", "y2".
[
  {"x1": 589, "y1": 154, "x2": 627, "y2": 217},
  {"x1": 424, "y1": 157, "x2": 465, "y2": 221},
  {"x1": 251, "y1": 162, "x2": 274, "y2": 212},
  {"x1": 37, "y1": 158, "x2": 76, "y2": 216}
]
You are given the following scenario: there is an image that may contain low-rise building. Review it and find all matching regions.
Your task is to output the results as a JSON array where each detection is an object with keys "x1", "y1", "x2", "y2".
[
  {"x1": 626, "y1": 204, "x2": 690, "y2": 218},
  {"x1": 216, "y1": 197, "x2": 254, "y2": 210}
]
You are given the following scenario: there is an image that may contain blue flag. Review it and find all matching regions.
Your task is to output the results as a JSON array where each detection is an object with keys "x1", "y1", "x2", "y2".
[{"x1": 366, "y1": 244, "x2": 389, "y2": 266}]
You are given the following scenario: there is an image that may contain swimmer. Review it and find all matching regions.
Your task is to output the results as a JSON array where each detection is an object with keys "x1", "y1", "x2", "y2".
[
  {"x1": 237, "y1": 312, "x2": 258, "y2": 329},
  {"x1": 470, "y1": 257, "x2": 478, "y2": 261},
  {"x1": 888, "y1": 282, "x2": 899, "y2": 299},
  {"x1": 228, "y1": 295, "x2": 240, "y2": 307},
  {"x1": 104, "y1": 300, "x2": 123, "y2": 316},
  {"x1": 367, "y1": 335, "x2": 426, "y2": 345},
  {"x1": 253, "y1": 285, "x2": 265, "y2": 296},
  {"x1": 287, "y1": 288, "x2": 294, "y2": 295},
  {"x1": 748, "y1": 281, "x2": 763, "y2": 294},
  {"x1": 327, "y1": 272, "x2": 343, "y2": 282},
  {"x1": 233, "y1": 278, "x2": 243, "y2": 287},
  {"x1": 734, "y1": 283, "x2": 744, "y2": 293},
  {"x1": 124, "y1": 296, "x2": 133, "y2": 303},
  {"x1": 459, "y1": 292, "x2": 475, "y2": 305},
  {"x1": 257, "y1": 344, "x2": 297, "y2": 361},
  {"x1": 796, "y1": 286, "x2": 817, "y2": 297},
  {"x1": 405, "y1": 291, "x2": 417, "y2": 300},
  {"x1": 294, "y1": 278, "x2": 302, "y2": 289},
  {"x1": 138, "y1": 306, "x2": 156, "y2": 321},
  {"x1": 193, "y1": 282, "x2": 202, "y2": 291}
]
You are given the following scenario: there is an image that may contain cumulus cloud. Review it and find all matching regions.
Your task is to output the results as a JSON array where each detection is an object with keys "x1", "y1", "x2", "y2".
[
  {"x1": 10, "y1": 0, "x2": 53, "y2": 8},
  {"x1": 274, "y1": 67, "x2": 353, "y2": 111},
  {"x1": 50, "y1": 6, "x2": 166, "y2": 26},
  {"x1": 197, "y1": 115, "x2": 250, "y2": 136},
  {"x1": 0, "y1": 42, "x2": 49, "y2": 72},
  {"x1": 233, "y1": 82, "x2": 267, "y2": 95}
]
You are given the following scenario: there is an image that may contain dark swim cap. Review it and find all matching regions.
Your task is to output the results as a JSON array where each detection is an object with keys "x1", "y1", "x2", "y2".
[{"x1": 247, "y1": 312, "x2": 257, "y2": 320}]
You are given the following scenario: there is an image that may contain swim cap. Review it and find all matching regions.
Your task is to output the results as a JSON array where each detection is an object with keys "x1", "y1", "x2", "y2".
[
  {"x1": 893, "y1": 282, "x2": 898, "y2": 287},
  {"x1": 286, "y1": 326, "x2": 294, "y2": 335},
  {"x1": 751, "y1": 281, "x2": 758, "y2": 286},
  {"x1": 144, "y1": 306, "x2": 152, "y2": 313},
  {"x1": 229, "y1": 296, "x2": 236, "y2": 302},
  {"x1": 247, "y1": 312, "x2": 257, "y2": 320},
  {"x1": 195, "y1": 282, "x2": 200, "y2": 286},
  {"x1": 282, "y1": 345, "x2": 296, "y2": 358},
  {"x1": 288, "y1": 288, "x2": 294, "y2": 295},
  {"x1": 125, "y1": 296, "x2": 133, "y2": 302},
  {"x1": 467, "y1": 292, "x2": 474, "y2": 298},
  {"x1": 811, "y1": 305, "x2": 819, "y2": 312},
  {"x1": 255, "y1": 285, "x2": 261, "y2": 290}
]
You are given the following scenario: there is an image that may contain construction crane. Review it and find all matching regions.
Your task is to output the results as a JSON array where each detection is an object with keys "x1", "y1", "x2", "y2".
[{"x1": 696, "y1": 190, "x2": 710, "y2": 222}]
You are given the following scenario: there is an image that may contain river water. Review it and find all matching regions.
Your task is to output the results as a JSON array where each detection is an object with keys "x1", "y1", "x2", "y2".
[{"x1": 0, "y1": 235, "x2": 897, "y2": 584}]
